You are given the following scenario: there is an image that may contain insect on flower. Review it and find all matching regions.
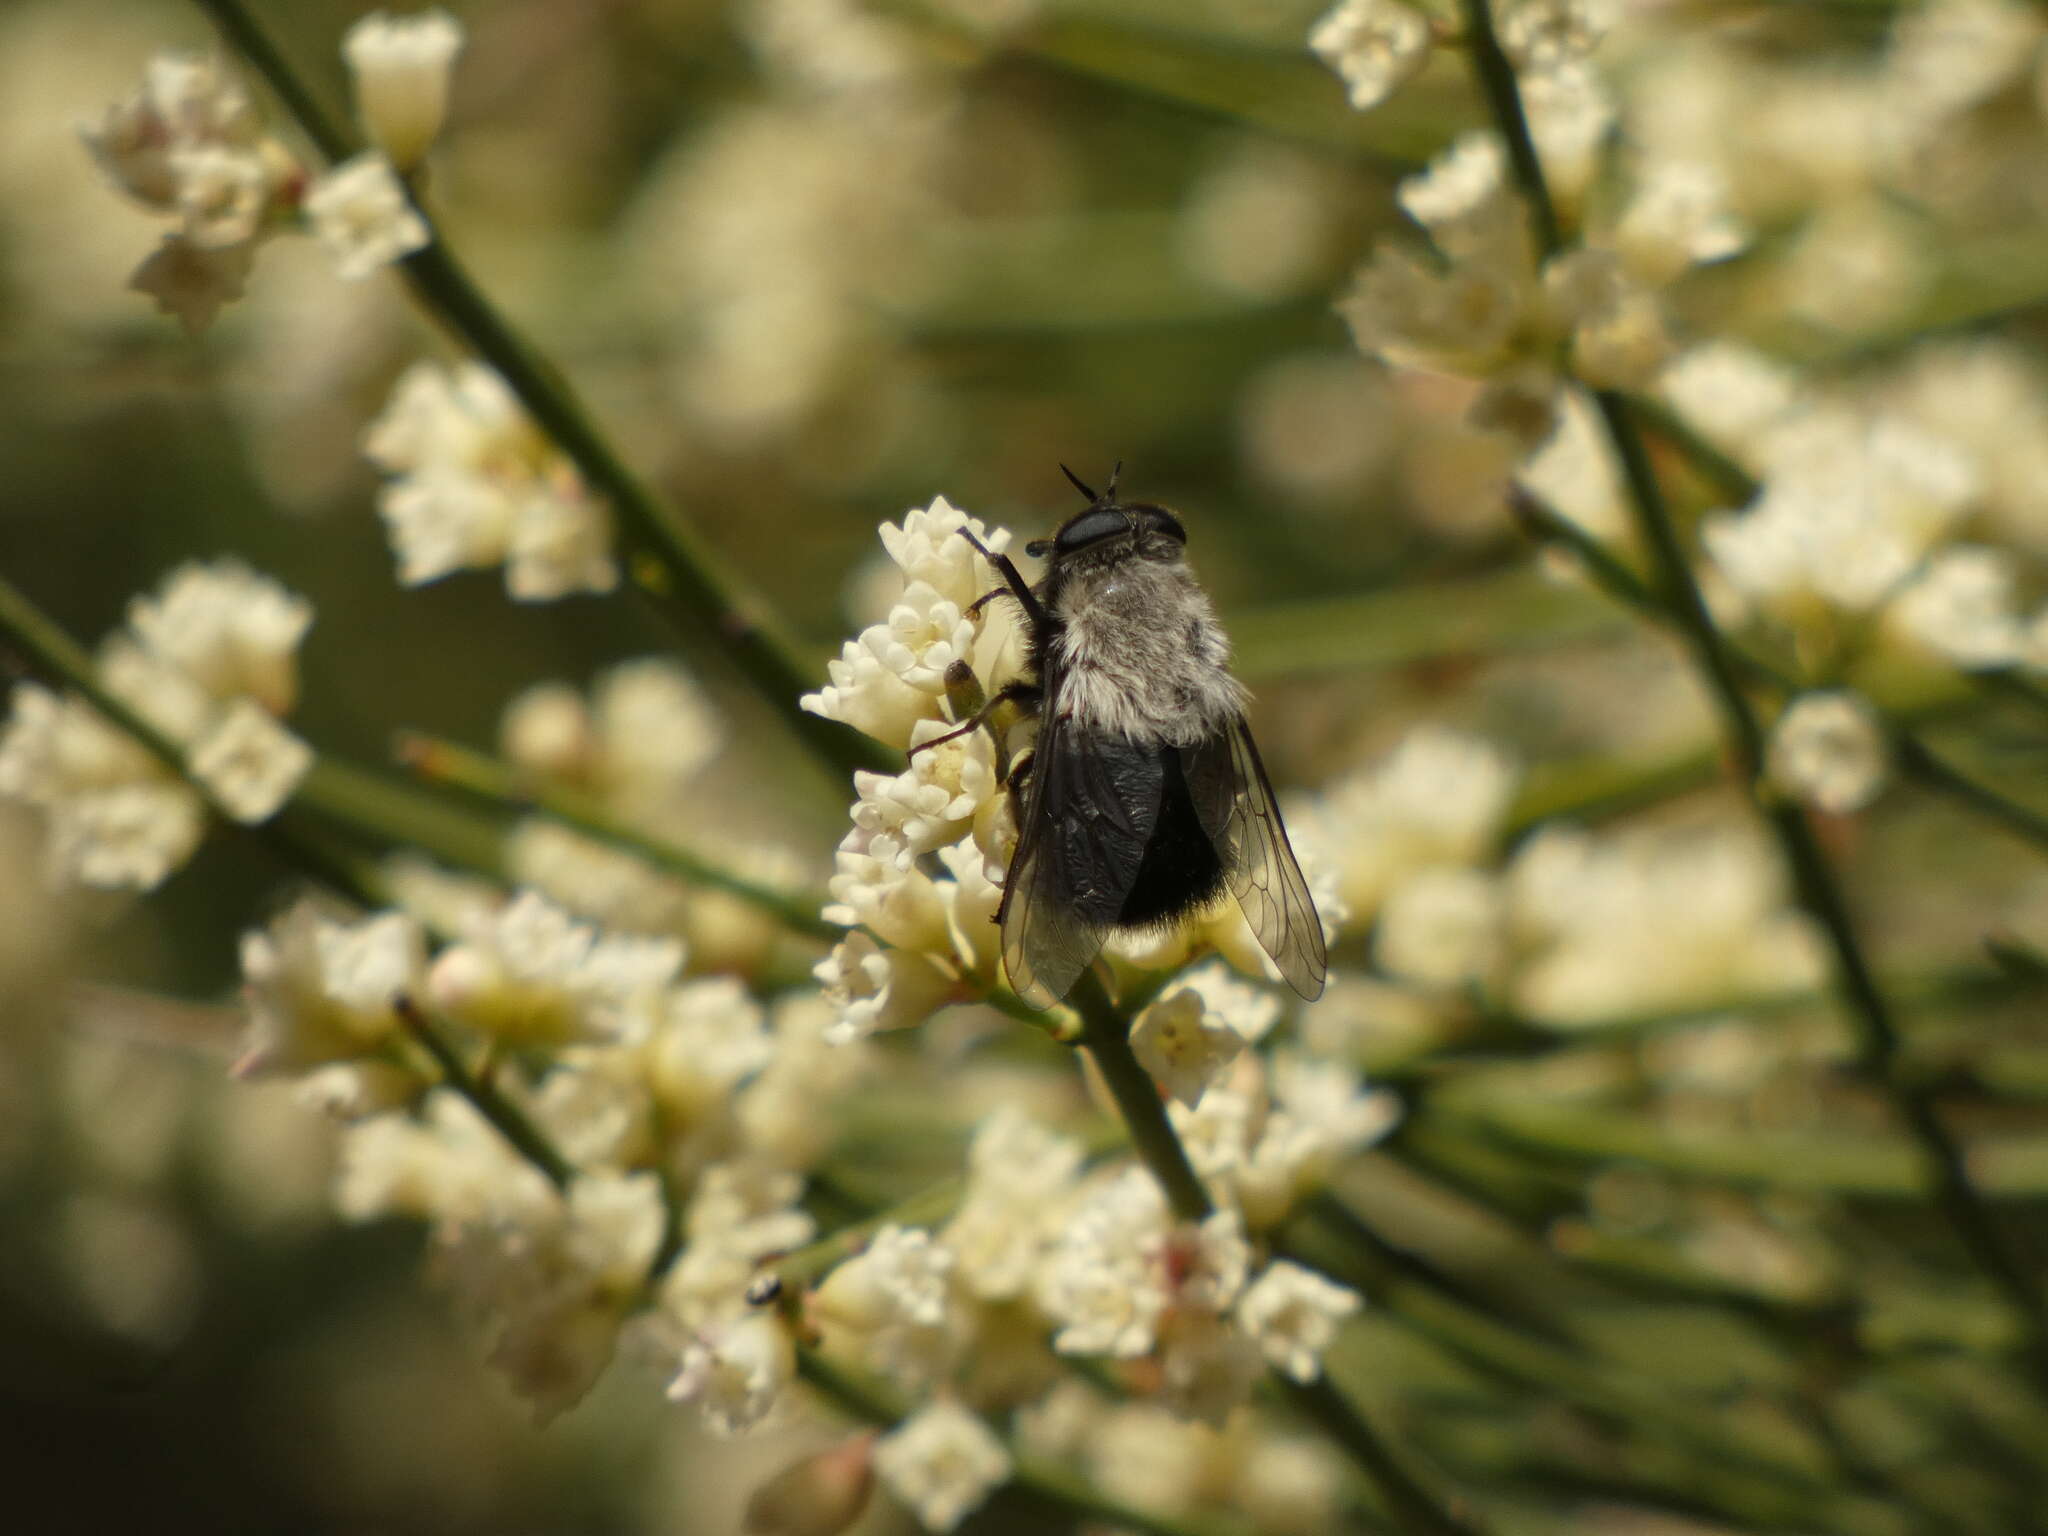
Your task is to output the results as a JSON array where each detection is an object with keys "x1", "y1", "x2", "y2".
[{"x1": 915, "y1": 466, "x2": 1326, "y2": 1008}]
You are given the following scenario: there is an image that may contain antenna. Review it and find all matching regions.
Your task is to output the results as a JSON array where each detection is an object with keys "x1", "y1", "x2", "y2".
[
  {"x1": 1059, "y1": 463, "x2": 1098, "y2": 502},
  {"x1": 1105, "y1": 460, "x2": 1122, "y2": 500}
]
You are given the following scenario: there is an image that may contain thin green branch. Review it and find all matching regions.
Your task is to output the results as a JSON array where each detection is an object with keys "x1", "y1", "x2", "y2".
[
  {"x1": 1460, "y1": 0, "x2": 2048, "y2": 1387},
  {"x1": 394, "y1": 997, "x2": 574, "y2": 1189},
  {"x1": 189, "y1": 0, "x2": 893, "y2": 786},
  {"x1": 1068, "y1": 971, "x2": 1213, "y2": 1223},
  {"x1": 396, "y1": 731, "x2": 840, "y2": 942}
]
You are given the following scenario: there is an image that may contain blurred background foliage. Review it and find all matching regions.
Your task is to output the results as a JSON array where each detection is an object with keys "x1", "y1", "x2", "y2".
[{"x1": 9, "y1": 0, "x2": 2048, "y2": 1533}]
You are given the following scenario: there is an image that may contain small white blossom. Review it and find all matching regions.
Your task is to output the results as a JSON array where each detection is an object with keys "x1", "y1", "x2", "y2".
[
  {"x1": 1236, "y1": 1261, "x2": 1361, "y2": 1383},
  {"x1": 126, "y1": 558, "x2": 313, "y2": 714},
  {"x1": 1309, "y1": 0, "x2": 1433, "y2": 114},
  {"x1": 426, "y1": 890, "x2": 678, "y2": 1046},
  {"x1": 849, "y1": 718, "x2": 999, "y2": 868},
  {"x1": 304, "y1": 152, "x2": 429, "y2": 279},
  {"x1": 1131, "y1": 989, "x2": 1247, "y2": 1109},
  {"x1": 1659, "y1": 343, "x2": 1798, "y2": 467},
  {"x1": 0, "y1": 683, "x2": 204, "y2": 891},
  {"x1": 1886, "y1": 545, "x2": 2025, "y2": 670},
  {"x1": 82, "y1": 53, "x2": 263, "y2": 209},
  {"x1": 1158, "y1": 960, "x2": 1285, "y2": 1044},
  {"x1": 823, "y1": 828, "x2": 952, "y2": 953},
  {"x1": 1038, "y1": 1167, "x2": 1172, "y2": 1357},
  {"x1": 1768, "y1": 692, "x2": 1889, "y2": 815},
  {"x1": 128, "y1": 234, "x2": 258, "y2": 334},
  {"x1": 813, "y1": 1224, "x2": 957, "y2": 1334},
  {"x1": 364, "y1": 361, "x2": 615, "y2": 600},
  {"x1": 1498, "y1": 0, "x2": 1617, "y2": 70},
  {"x1": 1612, "y1": 160, "x2": 1747, "y2": 286},
  {"x1": 237, "y1": 900, "x2": 424, "y2": 1074},
  {"x1": 344, "y1": 9, "x2": 465, "y2": 171},
  {"x1": 873, "y1": 1402, "x2": 1012, "y2": 1533},
  {"x1": 877, "y1": 496, "x2": 1015, "y2": 616},
  {"x1": 668, "y1": 1310, "x2": 796, "y2": 1435},
  {"x1": 942, "y1": 1107, "x2": 1084, "y2": 1300},
  {"x1": 814, "y1": 930, "x2": 957, "y2": 1044},
  {"x1": 188, "y1": 699, "x2": 313, "y2": 823}
]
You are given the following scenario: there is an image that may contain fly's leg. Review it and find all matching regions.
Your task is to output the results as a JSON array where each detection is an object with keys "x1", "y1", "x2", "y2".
[
  {"x1": 990, "y1": 746, "x2": 1035, "y2": 925},
  {"x1": 907, "y1": 679, "x2": 1042, "y2": 760},
  {"x1": 957, "y1": 528, "x2": 1050, "y2": 631}
]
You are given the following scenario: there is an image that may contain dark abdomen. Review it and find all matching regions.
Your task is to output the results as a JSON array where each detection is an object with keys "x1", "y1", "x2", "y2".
[{"x1": 1117, "y1": 744, "x2": 1225, "y2": 929}]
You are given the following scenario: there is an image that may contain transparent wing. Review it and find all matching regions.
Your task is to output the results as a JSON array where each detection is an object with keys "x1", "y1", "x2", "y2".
[
  {"x1": 1182, "y1": 717, "x2": 1328, "y2": 1001},
  {"x1": 998, "y1": 706, "x2": 1162, "y2": 1008}
]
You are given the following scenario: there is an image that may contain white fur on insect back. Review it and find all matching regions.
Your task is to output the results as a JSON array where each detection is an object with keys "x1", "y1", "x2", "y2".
[{"x1": 1051, "y1": 553, "x2": 1249, "y2": 747}]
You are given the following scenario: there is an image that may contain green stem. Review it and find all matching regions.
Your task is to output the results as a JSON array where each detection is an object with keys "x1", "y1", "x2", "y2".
[
  {"x1": 1458, "y1": 3, "x2": 2048, "y2": 1370},
  {"x1": 396, "y1": 731, "x2": 839, "y2": 942},
  {"x1": 190, "y1": 0, "x2": 894, "y2": 786},
  {"x1": 0, "y1": 572, "x2": 384, "y2": 908},
  {"x1": 395, "y1": 998, "x2": 574, "y2": 1189},
  {"x1": 1068, "y1": 972, "x2": 1213, "y2": 1223}
]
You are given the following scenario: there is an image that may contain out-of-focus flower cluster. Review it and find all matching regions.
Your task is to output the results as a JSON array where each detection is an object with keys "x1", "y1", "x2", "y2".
[
  {"x1": 81, "y1": 16, "x2": 462, "y2": 331},
  {"x1": 0, "y1": 559, "x2": 315, "y2": 889}
]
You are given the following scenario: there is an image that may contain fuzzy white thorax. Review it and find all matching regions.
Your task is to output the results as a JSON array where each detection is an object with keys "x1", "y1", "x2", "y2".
[{"x1": 1049, "y1": 554, "x2": 1247, "y2": 746}]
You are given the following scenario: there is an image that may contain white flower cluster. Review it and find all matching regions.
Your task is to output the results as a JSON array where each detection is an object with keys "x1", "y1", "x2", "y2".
[
  {"x1": 248, "y1": 874, "x2": 872, "y2": 1425},
  {"x1": 84, "y1": 23, "x2": 463, "y2": 329},
  {"x1": 0, "y1": 560, "x2": 316, "y2": 889},
  {"x1": 80, "y1": 52, "x2": 298, "y2": 332},
  {"x1": 363, "y1": 359, "x2": 617, "y2": 600},
  {"x1": 803, "y1": 1114, "x2": 1368, "y2": 1482}
]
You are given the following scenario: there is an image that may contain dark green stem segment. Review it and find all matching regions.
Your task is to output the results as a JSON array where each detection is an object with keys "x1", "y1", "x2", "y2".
[
  {"x1": 395, "y1": 998, "x2": 574, "y2": 1189},
  {"x1": 397, "y1": 731, "x2": 841, "y2": 942},
  {"x1": 1068, "y1": 972, "x2": 1213, "y2": 1222},
  {"x1": 1459, "y1": 0, "x2": 2048, "y2": 1382},
  {"x1": 189, "y1": 0, "x2": 894, "y2": 786}
]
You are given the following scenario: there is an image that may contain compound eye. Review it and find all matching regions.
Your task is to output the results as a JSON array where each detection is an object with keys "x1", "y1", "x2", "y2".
[
  {"x1": 1054, "y1": 508, "x2": 1130, "y2": 552},
  {"x1": 1136, "y1": 506, "x2": 1186, "y2": 544}
]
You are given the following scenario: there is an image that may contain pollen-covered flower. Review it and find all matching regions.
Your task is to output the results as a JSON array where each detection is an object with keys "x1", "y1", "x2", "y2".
[
  {"x1": 849, "y1": 718, "x2": 999, "y2": 868},
  {"x1": 1768, "y1": 692, "x2": 1889, "y2": 815},
  {"x1": 343, "y1": 9, "x2": 465, "y2": 171},
  {"x1": 1309, "y1": 0, "x2": 1433, "y2": 114},
  {"x1": 303, "y1": 152, "x2": 429, "y2": 279},
  {"x1": 873, "y1": 1401, "x2": 1011, "y2": 1533},
  {"x1": 1235, "y1": 1261, "x2": 1361, "y2": 1383}
]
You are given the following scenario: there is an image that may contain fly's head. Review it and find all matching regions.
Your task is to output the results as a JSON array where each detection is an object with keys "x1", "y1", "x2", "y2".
[{"x1": 1026, "y1": 463, "x2": 1188, "y2": 572}]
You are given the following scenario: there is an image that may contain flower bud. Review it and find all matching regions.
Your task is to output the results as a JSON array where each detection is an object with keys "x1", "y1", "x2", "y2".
[
  {"x1": 743, "y1": 1437, "x2": 876, "y2": 1536},
  {"x1": 343, "y1": 9, "x2": 464, "y2": 172}
]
